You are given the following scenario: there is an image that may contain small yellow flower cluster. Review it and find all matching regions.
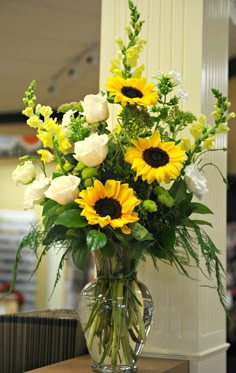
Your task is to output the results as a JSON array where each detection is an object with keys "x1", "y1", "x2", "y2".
[
  {"x1": 110, "y1": 36, "x2": 146, "y2": 78},
  {"x1": 23, "y1": 100, "x2": 71, "y2": 161}
]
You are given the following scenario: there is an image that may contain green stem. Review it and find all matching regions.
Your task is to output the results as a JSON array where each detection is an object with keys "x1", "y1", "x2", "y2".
[
  {"x1": 111, "y1": 278, "x2": 123, "y2": 366},
  {"x1": 87, "y1": 314, "x2": 99, "y2": 351}
]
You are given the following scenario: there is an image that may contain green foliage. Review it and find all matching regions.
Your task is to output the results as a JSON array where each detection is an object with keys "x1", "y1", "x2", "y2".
[{"x1": 86, "y1": 230, "x2": 108, "y2": 251}]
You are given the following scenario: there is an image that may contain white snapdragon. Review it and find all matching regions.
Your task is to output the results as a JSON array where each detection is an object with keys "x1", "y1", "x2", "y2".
[
  {"x1": 184, "y1": 164, "x2": 208, "y2": 199},
  {"x1": 23, "y1": 174, "x2": 51, "y2": 209},
  {"x1": 81, "y1": 93, "x2": 109, "y2": 124},
  {"x1": 178, "y1": 88, "x2": 188, "y2": 102},
  {"x1": 12, "y1": 161, "x2": 36, "y2": 185},
  {"x1": 45, "y1": 175, "x2": 81, "y2": 205},
  {"x1": 61, "y1": 110, "x2": 75, "y2": 133},
  {"x1": 169, "y1": 69, "x2": 182, "y2": 84},
  {"x1": 73, "y1": 133, "x2": 108, "y2": 167}
]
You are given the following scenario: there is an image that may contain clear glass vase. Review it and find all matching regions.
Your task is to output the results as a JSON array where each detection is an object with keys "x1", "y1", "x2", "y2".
[{"x1": 78, "y1": 249, "x2": 153, "y2": 373}]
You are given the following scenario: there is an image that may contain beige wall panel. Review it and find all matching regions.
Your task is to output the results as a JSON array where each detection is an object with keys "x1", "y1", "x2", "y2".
[{"x1": 100, "y1": 1, "x2": 228, "y2": 370}]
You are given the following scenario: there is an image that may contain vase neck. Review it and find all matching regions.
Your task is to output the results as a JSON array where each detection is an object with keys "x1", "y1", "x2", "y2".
[{"x1": 93, "y1": 250, "x2": 137, "y2": 279}]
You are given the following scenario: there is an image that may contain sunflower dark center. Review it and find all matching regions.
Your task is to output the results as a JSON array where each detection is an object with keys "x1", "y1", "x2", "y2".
[
  {"x1": 121, "y1": 86, "x2": 143, "y2": 99},
  {"x1": 95, "y1": 198, "x2": 122, "y2": 219},
  {"x1": 143, "y1": 147, "x2": 169, "y2": 168}
]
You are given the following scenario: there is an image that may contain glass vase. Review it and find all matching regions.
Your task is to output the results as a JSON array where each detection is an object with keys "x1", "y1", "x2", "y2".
[{"x1": 78, "y1": 249, "x2": 153, "y2": 373}]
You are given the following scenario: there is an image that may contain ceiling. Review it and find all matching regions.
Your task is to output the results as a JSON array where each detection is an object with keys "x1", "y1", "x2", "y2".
[
  {"x1": 0, "y1": 0, "x2": 236, "y2": 116},
  {"x1": 0, "y1": 0, "x2": 101, "y2": 113}
]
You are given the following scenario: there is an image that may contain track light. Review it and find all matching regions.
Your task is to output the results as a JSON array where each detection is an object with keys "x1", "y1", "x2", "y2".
[
  {"x1": 68, "y1": 67, "x2": 78, "y2": 79},
  {"x1": 48, "y1": 84, "x2": 56, "y2": 94}
]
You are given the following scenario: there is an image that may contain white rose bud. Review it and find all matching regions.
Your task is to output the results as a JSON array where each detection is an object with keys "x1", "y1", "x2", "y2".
[
  {"x1": 184, "y1": 164, "x2": 208, "y2": 199},
  {"x1": 73, "y1": 133, "x2": 108, "y2": 167},
  {"x1": 23, "y1": 174, "x2": 51, "y2": 209},
  {"x1": 82, "y1": 93, "x2": 109, "y2": 124},
  {"x1": 12, "y1": 161, "x2": 36, "y2": 185},
  {"x1": 45, "y1": 175, "x2": 81, "y2": 205}
]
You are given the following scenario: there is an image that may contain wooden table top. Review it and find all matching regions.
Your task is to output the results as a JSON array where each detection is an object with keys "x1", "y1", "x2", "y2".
[{"x1": 24, "y1": 354, "x2": 189, "y2": 373}]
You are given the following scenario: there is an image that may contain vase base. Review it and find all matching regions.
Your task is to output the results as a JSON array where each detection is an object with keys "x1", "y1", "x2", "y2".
[{"x1": 91, "y1": 362, "x2": 137, "y2": 373}]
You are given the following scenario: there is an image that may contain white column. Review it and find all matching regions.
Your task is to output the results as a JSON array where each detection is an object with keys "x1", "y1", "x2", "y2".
[{"x1": 100, "y1": 1, "x2": 229, "y2": 372}]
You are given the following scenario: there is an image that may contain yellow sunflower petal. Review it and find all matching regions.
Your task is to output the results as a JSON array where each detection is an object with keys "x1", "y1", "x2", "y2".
[
  {"x1": 105, "y1": 76, "x2": 158, "y2": 107},
  {"x1": 124, "y1": 131, "x2": 185, "y2": 184},
  {"x1": 75, "y1": 179, "x2": 140, "y2": 232}
]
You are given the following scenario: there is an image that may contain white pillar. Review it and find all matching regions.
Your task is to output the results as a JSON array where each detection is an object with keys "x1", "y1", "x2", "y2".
[{"x1": 100, "y1": 1, "x2": 229, "y2": 372}]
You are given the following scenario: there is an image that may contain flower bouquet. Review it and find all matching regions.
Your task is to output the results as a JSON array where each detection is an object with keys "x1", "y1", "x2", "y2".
[{"x1": 11, "y1": 0, "x2": 234, "y2": 372}]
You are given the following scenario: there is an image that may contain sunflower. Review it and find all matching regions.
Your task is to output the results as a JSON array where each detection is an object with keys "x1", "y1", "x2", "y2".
[
  {"x1": 105, "y1": 76, "x2": 158, "y2": 107},
  {"x1": 75, "y1": 179, "x2": 140, "y2": 234},
  {"x1": 125, "y1": 131, "x2": 186, "y2": 184}
]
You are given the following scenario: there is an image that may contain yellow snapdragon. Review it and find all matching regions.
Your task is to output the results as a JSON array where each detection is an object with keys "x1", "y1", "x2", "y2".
[
  {"x1": 22, "y1": 107, "x2": 34, "y2": 118},
  {"x1": 40, "y1": 105, "x2": 53, "y2": 119},
  {"x1": 27, "y1": 115, "x2": 42, "y2": 128},
  {"x1": 125, "y1": 39, "x2": 146, "y2": 68},
  {"x1": 115, "y1": 37, "x2": 124, "y2": 50},
  {"x1": 37, "y1": 149, "x2": 54, "y2": 164},
  {"x1": 216, "y1": 122, "x2": 230, "y2": 134},
  {"x1": 110, "y1": 53, "x2": 122, "y2": 77},
  {"x1": 202, "y1": 136, "x2": 214, "y2": 150},
  {"x1": 132, "y1": 64, "x2": 144, "y2": 78},
  {"x1": 190, "y1": 116, "x2": 206, "y2": 140},
  {"x1": 180, "y1": 137, "x2": 192, "y2": 152}
]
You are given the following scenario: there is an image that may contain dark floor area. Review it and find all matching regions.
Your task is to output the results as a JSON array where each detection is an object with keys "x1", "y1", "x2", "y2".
[{"x1": 227, "y1": 343, "x2": 236, "y2": 373}]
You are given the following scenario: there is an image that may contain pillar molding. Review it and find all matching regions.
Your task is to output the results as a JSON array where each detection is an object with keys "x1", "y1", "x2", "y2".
[{"x1": 100, "y1": 1, "x2": 229, "y2": 372}]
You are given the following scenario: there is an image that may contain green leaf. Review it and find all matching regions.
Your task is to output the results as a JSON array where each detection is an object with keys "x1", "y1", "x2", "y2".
[
  {"x1": 43, "y1": 225, "x2": 68, "y2": 245},
  {"x1": 159, "y1": 228, "x2": 176, "y2": 252},
  {"x1": 72, "y1": 246, "x2": 90, "y2": 270},
  {"x1": 180, "y1": 218, "x2": 213, "y2": 228},
  {"x1": 178, "y1": 192, "x2": 193, "y2": 216},
  {"x1": 86, "y1": 230, "x2": 107, "y2": 251},
  {"x1": 130, "y1": 222, "x2": 154, "y2": 241},
  {"x1": 189, "y1": 202, "x2": 213, "y2": 215},
  {"x1": 169, "y1": 178, "x2": 188, "y2": 203},
  {"x1": 100, "y1": 240, "x2": 116, "y2": 257},
  {"x1": 42, "y1": 199, "x2": 58, "y2": 215},
  {"x1": 191, "y1": 219, "x2": 213, "y2": 227},
  {"x1": 55, "y1": 210, "x2": 87, "y2": 228}
]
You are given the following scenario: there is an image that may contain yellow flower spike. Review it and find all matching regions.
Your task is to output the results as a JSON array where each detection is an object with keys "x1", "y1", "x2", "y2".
[
  {"x1": 216, "y1": 122, "x2": 230, "y2": 134},
  {"x1": 190, "y1": 122, "x2": 204, "y2": 140},
  {"x1": 37, "y1": 130, "x2": 53, "y2": 148},
  {"x1": 115, "y1": 37, "x2": 124, "y2": 50},
  {"x1": 105, "y1": 76, "x2": 158, "y2": 107},
  {"x1": 22, "y1": 107, "x2": 34, "y2": 118},
  {"x1": 40, "y1": 105, "x2": 53, "y2": 119},
  {"x1": 75, "y1": 179, "x2": 140, "y2": 234},
  {"x1": 35, "y1": 104, "x2": 42, "y2": 113},
  {"x1": 126, "y1": 45, "x2": 140, "y2": 68},
  {"x1": 125, "y1": 131, "x2": 186, "y2": 184},
  {"x1": 211, "y1": 110, "x2": 221, "y2": 120},
  {"x1": 37, "y1": 149, "x2": 54, "y2": 163},
  {"x1": 27, "y1": 115, "x2": 42, "y2": 128},
  {"x1": 110, "y1": 55, "x2": 123, "y2": 77},
  {"x1": 132, "y1": 64, "x2": 145, "y2": 78},
  {"x1": 226, "y1": 112, "x2": 236, "y2": 120},
  {"x1": 198, "y1": 115, "x2": 206, "y2": 125},
  {"x1": 180, "y1": 137, "x2": 192, "y2": 152},
  {"x1": 202, "y1": 136, "x2": 215, "y2": 150}
]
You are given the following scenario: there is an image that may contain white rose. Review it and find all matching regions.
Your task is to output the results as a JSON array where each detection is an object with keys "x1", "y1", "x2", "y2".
[
  {"x1": 82, "y1": 93, "x2": 109, "y2": 124},
  {"x1": 23, "y1": 174, "x2": 51, "y2": 209},
  {"x1": 45, "y1": 175, "x2": 81, "y2": 205},
  {"x1": 12, "y1": 161, "x2": 36, "y2": 185},
  {"x1": 73, "y1": 133, "x2": 108, "y2": 167},
  {"x1": 184, "y1": 164, "x2": 208, "y2": 199}
]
